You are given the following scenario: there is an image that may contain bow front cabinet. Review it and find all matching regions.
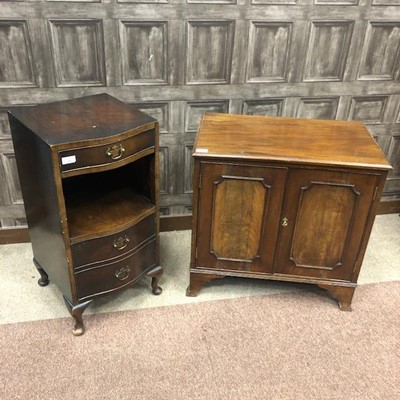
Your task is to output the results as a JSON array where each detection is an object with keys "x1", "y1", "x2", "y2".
[
  {"x1": 9, "y1": 94, "x2": 162, "y2": 335},
  {"x1": 187, "y1": 113, "x2": 391, "y2": 310}
]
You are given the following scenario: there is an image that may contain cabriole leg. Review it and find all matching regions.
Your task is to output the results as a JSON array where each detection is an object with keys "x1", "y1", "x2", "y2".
[
  {"x1": 63, "y1": 296, "x2": 93, "y2": 336},
  {"x1": 147, "y1": 265, "x2": 163, "y2": 295},
  {"x1": 33, "y1": 257, "x2": 49, "y2": 287}
]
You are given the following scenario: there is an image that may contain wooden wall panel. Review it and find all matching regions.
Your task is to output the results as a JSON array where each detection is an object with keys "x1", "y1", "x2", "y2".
[
  {"x1": 0, "y1": 20, "x2": 36, "y2": 88},
  {"x1": 315, "y1": 0, "x2": 359, "y2": 4},
  {"x1": 296, "y1": 97, "x2": 339, "y2": 120},
  {"x1": 388, "y1": 135, "x2": 400, "y2": 174},
  {"x1": 185, "y1": 101, "x2": 229, "y2": 132},
  {"x1": 186, "y1": 21, "x2": 235, "y2": 84},
  {"x1": 372, "y1": 0, "x2": 400, "y2": 7},
  {"x1": 246, "y1": 21, "x2": 292, "y2": 82},
  {"x1": 349, "y1": 96, "x2": 388, "y2": 124},
  {"x1": 243, "y1": 99, "x2": 284, "y2": 116},
  {"x1": 158, "y1": 146, "x2": 169, "y2": 195},
  {"x1": 183, "y1": 145, "x2": 194, "y2": 194},
  {"x1": 1, "y1": 153, "x2": 22, "y2": 205},
  {"x1": 134, "y1": 102, "x2": 170, "y2": 133},
  {"x1": 0, "y1": 109, "x2": 12, "y2": 138},
  {"x1": 358, "y1": 22, "x2": 400, "y2": 81},
  {"x1": 303, "y1": 21, "x2": 354, "y2": 82},
  {"x1": 120, "y1": 21, "x2": 168, "y2": 85},
  {"x1": 1, "y1": 0, "x2": 400, "y2": 227},
  {"x1": 49, "y1": 19, "x2": 106, "y2": 87}
]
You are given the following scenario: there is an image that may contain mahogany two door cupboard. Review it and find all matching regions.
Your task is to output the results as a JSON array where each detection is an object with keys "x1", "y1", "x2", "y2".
[
  {"x1": 187, "y1": 113, "x2": 391, "y2": 310},
  {"x1": 9, "y1": 94, "x2": 163, "y2": 335}
]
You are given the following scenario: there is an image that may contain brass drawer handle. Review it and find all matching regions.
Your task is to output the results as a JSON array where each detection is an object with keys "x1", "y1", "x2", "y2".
[
  {"x1": 281, "y1": 217, "x2": 288, "y2": 227},
  {"x1": 113, "y1": 235, "x2": 130, "y2": 250},
  {"x1": 115, "y1": 267, "x2": 131, "y2": 281},
  {"x1": 106, "y1": 143, "x2": 125, "y2": 160}
]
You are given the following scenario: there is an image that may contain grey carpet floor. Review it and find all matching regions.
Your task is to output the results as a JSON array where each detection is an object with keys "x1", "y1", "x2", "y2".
[
  {"x1": 0, "y1": 214, "x2": 399, "y2": 325},
  {"x1": 1, "y1": 281, "x2": 399, "y2": 400}
]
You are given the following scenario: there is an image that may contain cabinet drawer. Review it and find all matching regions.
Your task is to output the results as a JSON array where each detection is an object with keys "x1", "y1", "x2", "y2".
[
  {"x1": 59, "y1": 129, "x2": 154, "y2": 173},
  {"x1": 75, "y1": 239, "x2": 157, "y2": 301},
  {"x1": 71, "y1": 215, "x2": 156, "y2": 269}
]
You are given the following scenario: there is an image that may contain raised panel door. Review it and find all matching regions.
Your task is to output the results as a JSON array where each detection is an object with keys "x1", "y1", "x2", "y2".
[
  {"x1": 274, "y1": 169, "x2": 378, "y2": 281},
  {"x1": 196, "y1": 162, "x2": 287, "y2": 273}
]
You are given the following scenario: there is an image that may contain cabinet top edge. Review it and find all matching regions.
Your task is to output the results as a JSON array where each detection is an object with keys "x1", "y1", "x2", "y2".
[
  {"x1": 8, "y1": 94, "x2": 156, "y2": 146},
  {"x1": 194, "y1": 153, "x2": 392, "y2": 171},
  {"x1": 193, "y1": 113, "x2": 392, "y2": 170}
]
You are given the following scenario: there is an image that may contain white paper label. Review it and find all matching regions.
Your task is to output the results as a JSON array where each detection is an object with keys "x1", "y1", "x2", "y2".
[
  {"x1": 61, "y1": 155, "x2": 77, "y2": 165},
  {"x1": 196, "y1": 148, "x2": 209, "y2": 153}
]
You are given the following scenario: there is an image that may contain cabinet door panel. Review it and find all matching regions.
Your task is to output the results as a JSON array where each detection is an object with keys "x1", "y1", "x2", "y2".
[
  {"x1": 274, "y1": 169, "x2": 378, "y2": 281},
  {"x1": 196, "y1": 162, "x2": 287, "y2": 273}
]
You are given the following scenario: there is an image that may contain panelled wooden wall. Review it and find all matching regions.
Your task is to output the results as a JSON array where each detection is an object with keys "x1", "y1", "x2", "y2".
[{"x1": 1, "y1": 0, "x2": 400, "y2": 229}]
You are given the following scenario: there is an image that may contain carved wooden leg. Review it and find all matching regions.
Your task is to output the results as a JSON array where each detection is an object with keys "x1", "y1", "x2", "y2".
[
  {"x1": 63, "y1": 296, "x2": 93, "y2": 336},
  {"x1": 147, "y1": 265, "x2": 163, "y2": 295},
  {"x1": 318, "y1": 284, "x2": 356, "y2": 311},
  {"x1": 186, "y1": 272, "x2": 225, "y2": 297},
  {"x1": 33, "y1": 257, "x2": 49, "y2": 287}
]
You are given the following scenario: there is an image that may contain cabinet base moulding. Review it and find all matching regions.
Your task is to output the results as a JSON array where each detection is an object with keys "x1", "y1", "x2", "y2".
[{"x1": 187, "y1": 269, "x2": 357, "y2": 310}]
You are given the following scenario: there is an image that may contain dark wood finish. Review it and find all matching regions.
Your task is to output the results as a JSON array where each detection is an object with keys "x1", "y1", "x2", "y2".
[
  {"x1": 75, "y1": 240, "x2": 157, "y2": 300},
  {"x1": 378, "y1": 199, "x2": 400, "y2": 215},
  {"x1": 9, "y1": 94, "x2": 163, "y2": 335},
  {"x1": 9, "y1": 94, "x2": 155, "y2": 146},
  {"x1": 59, "y1": 130, "x2": 155, "y2": 176},
  {"x1": 318, "y1": 284, "x2": 356, "y2": 312},
  {"x1": 160, "y1": 215, "x2": 192, "y2": 232},
  {"x1": 189, "y1": 113, "x2": 391, "y2": 310},
  {"x1": 186, "y1": 272, "x2": 225, "y2": 297},
  {"x1": 66, "y1": 188, "x2": 155, "y2": 244},
  {"x1": 71, "y1": 215, "x2": 156, "y2": 268},
  {"x1": 63, "y1": 296, "x2": 93, "y2": 337},
  {"x1": 147, "y1": 265, "x2": 163, "y2": 295},
  {"x1": 9, "y1": 112, "x2": 73, "y2": 300},
  {"x1": 33, "y1": 257, "x2": 49, "y2": 287},
  {"x1": 0, "y1": 228, "x2": 30, "y2": 244}
]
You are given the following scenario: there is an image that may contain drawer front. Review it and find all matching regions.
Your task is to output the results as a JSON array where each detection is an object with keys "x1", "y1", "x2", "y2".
[
  {"x1": 71, "y1": 215, "x2": 156, "y2": 269},
  {"x1": 75, "y1": 239, "x2": 157, "y2": 300},
  {"x1": 59, "y1": 129, "x2": 154, "y2": 173}
]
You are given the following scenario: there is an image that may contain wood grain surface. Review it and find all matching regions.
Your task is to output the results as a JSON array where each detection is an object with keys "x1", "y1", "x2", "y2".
[{"x1": 194, "y1": 113, "x2": 392, "y2": 170}]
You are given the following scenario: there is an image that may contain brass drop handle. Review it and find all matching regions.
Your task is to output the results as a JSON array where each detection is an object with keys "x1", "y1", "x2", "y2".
[
  {"x1": 281, "y1": 217, "x2": 288, "y2": 227},
  {"x1": 115, "y1": 267, "x2": 131, "y2": 281},
  {"x1": 106, "y1": 143, "x2": 125, "y2": 160},
  {"x1": 113, "y1": 235, "x2": 130, "y2": 250}
]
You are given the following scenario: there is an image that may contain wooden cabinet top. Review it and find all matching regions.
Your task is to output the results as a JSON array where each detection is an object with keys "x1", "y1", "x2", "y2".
[
  {"x1": 194, "y1": 113, "x2": 391, "y2": 170},
  {"x1": 8, "y1": 94, "x2": 155, "y2": 146}
]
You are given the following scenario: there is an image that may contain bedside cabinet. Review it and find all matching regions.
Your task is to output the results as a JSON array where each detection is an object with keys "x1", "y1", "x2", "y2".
[
  {"x1": 9, "y1": 94, "x2": 163, "y2": 335},
  {"x1": 187, "y1": 113, "x2": 391, "y2": 310}
]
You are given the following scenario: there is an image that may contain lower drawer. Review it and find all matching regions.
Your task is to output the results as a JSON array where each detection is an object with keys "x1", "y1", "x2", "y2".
[
  {"x1": 71, "y1": 215, "x2": 156, "y2": 269},
  {"x1": 75, "y1": 239, "x2": 157, "y2": 300}
]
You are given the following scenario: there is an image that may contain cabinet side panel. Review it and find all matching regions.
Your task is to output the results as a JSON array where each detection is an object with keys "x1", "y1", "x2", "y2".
[{"x1": 9, "y1": 114, "x2": 72, "y2": 300}]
